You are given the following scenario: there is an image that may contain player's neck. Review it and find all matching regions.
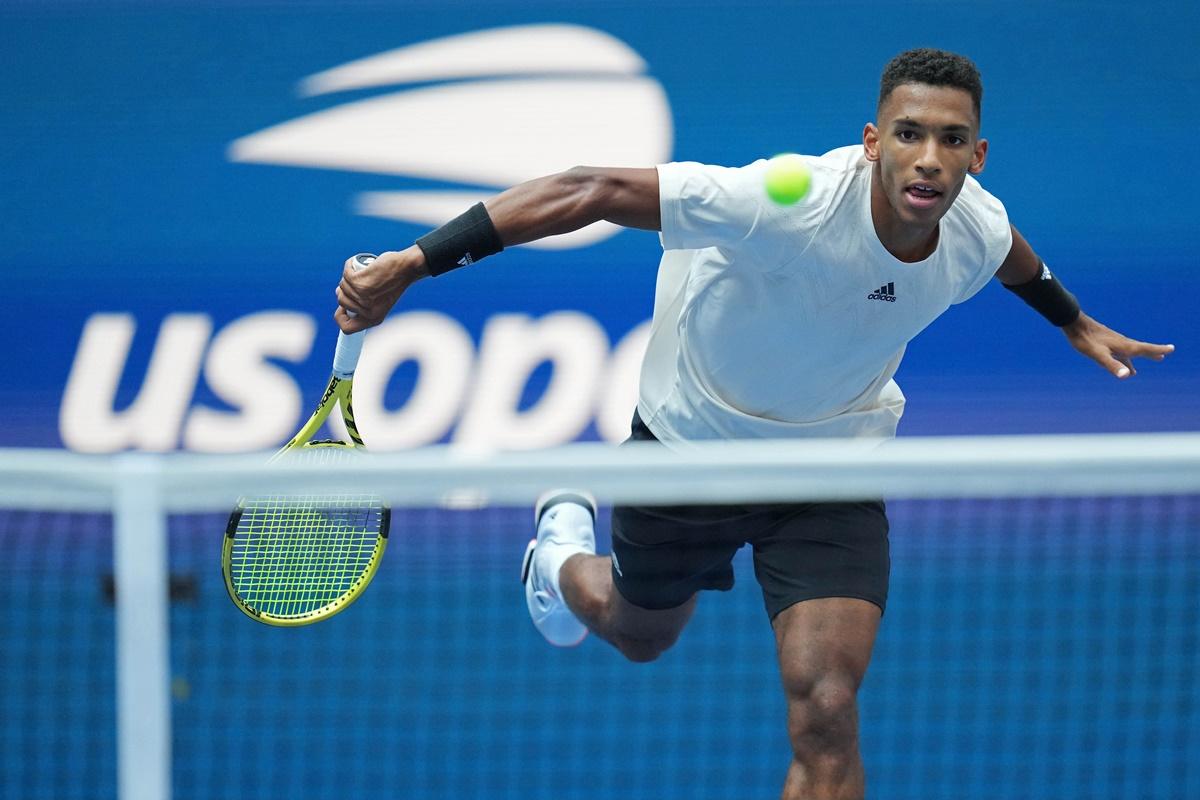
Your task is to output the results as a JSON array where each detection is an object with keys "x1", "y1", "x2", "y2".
[{"x1": 869, "y1": 168, "x2": 939, "y2": 263}]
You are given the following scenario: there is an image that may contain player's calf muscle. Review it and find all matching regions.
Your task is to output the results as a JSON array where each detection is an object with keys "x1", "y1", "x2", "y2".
[
  {"x1": 557, "y1": 553, "x2": 610, "y2": 623},
  {"x1": 560, "y1": 554, "x2": 689, "y2": 661}
]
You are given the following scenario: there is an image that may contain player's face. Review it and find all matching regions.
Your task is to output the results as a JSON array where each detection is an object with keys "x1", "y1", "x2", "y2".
[{"x1": 863, "y1": 83, "x2": 987, "y2": 227}]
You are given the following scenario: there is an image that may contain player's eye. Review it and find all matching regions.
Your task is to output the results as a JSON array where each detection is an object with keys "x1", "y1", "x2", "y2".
[
  {"x1": 945, "y1": 135, "x2": 965, "y2": 146},
  {"x1": 897, "y1": 130, "x2": 918, "y2": 141}
]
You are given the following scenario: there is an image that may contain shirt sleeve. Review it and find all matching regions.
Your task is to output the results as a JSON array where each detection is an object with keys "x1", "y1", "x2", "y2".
[
  {"x1": 656, "y1": 159, "x2": 826, "y2": 271},
  {"x1": 657, "y1": 161, "x2": 769, "y2": 251},
  {"x1": 950, "y1": 175, "x2": 1013, "y2": 304}
]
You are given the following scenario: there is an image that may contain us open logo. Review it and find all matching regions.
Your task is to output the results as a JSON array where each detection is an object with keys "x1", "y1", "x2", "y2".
[
  {"x1": 61, "y1": 26, "x2": 673, "y2": 454},
  {"x1": 228, "y1": 24, "x2": 674, "y2": 250}
]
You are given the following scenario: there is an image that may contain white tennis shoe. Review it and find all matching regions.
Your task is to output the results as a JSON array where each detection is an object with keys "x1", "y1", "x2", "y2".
[{"x1": 521, "y1": 489, "x2": 597, "y2": 647}]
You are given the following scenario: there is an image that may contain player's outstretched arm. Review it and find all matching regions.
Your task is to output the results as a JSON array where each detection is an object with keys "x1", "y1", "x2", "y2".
[
  {"x1": 1060, "y1": 313, "x2": 1173, "y2": 379},
  {"x1": 997, "y1": 226, "x2": 1174, "y2": 379},
  {"x1": 334, "y1": 167, "x2": 660, "y2": 332},
  {"x1": 486, "y1": 166, "x2": 662, "y2": 244}
]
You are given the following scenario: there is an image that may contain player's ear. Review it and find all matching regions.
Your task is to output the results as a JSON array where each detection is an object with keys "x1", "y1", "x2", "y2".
[
  {"x1": 863, "y1": 123, "x2": 881, "y2": 162},
  {"x1": 969, "y1": 137, "x2": 988, "y2": 175}
]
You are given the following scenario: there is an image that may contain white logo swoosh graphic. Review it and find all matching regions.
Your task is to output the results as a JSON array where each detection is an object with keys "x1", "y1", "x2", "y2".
[
  {"x1": 299, "y1": 23, "x2": 648, "y2": 96},
  {"x1": 228, "y1": 25, "x2": 673, "y2": 249},
  {"x1": 230, "y1": 78, "x2": 671, "y2": 186}
]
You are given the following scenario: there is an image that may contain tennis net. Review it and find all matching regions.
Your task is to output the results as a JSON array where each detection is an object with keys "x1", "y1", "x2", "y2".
[{"x1": 1, "y1": 434, "x2": 1198, "y2": 800}]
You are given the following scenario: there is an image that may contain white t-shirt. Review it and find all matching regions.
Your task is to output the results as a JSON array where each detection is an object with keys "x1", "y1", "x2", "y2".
[{"x1": 639, "y1": 144, "x2": 1012, "y2": 443}]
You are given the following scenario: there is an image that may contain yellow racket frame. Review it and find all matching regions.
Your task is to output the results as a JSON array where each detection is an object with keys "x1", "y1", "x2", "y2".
[{"x1": 221, "y1": 375, "x2": 388, "y2": 626}]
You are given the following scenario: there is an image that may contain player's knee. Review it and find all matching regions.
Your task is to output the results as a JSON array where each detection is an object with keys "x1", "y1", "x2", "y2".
[{"x1": 782, "y1": 674, "x2": 859, "y2": 759}]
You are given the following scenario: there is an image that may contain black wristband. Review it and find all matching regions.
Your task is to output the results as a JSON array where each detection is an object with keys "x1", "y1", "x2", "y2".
[
  {"x1": 1003, "y1": 261, "x2": 1081, "y2": 326},
  {"x1": 415, "y1": 202, "x2": 504, "y2": 276}
]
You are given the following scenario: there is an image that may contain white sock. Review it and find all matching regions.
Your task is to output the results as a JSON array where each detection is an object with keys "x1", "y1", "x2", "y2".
[{"x1": 536, "y1": 501, "x2": 596, "y2": 598}]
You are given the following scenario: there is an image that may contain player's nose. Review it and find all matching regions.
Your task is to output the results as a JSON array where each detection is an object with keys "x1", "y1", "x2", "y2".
[{"x1": 914, "y1": 142, "x2": 942, "y2": 174}]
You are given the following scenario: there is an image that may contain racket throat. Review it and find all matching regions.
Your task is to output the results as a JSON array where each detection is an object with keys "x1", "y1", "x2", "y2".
[
  {"x1": 341, "y1": 390, "x2": 365, "y2": 448},
  {"x1": 273, "y1": 376, "x2": 353, "y2": 458}
]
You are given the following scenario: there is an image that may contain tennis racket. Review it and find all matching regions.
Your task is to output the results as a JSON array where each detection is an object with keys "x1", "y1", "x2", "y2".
[{"x1": 222, "y1": 252, "x2": 390, "y2": 626}]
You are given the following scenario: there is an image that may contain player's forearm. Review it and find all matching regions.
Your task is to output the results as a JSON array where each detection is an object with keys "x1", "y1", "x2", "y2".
[
  {"x1": 395, "y1": 167, "x2": 658, "y2": 278},
  {"x1": 997, "y1": 225, "x2": 1081, "y2": 326},
  {"x1": 995, "y1": 225, "x2": 1041, "y2": 285},
  {"x1": 486, "y1": 166, "x2": 661, "y2": 246},
  {"x1": 334, "y1": 167, "x2": 659, "y2": 333},
  {"x1": 485, "y1": 169, "x2": 605, "y2": 246},
  {"x1": 398, "y1": 166, "x2": 657, "y2": 280}
]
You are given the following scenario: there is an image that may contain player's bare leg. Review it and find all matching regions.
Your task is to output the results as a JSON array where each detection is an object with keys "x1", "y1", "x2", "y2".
[
  {"x1": 773, "y1": 597, "x2": 881, "y2": 800},
  {"x1": 522, "y1": 489, "x2": 695, "y2": 660},
  {"x1": 559, "y1": 553, "x2": 696, "y2": 662}
]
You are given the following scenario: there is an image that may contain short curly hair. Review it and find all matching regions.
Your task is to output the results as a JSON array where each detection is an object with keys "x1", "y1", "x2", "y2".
[{"x1": 878, "y1": 48, "x2": 983, "y2": 122}]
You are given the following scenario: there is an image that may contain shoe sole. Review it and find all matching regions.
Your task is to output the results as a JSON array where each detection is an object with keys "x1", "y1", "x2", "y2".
[{"x1": 520, "y1": 538, "x2": 536, "y2": 585}]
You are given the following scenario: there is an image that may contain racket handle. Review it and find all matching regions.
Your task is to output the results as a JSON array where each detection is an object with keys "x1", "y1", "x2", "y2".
[{"x1": 333, "y1": 253, "x2": 377, "y2": 379}]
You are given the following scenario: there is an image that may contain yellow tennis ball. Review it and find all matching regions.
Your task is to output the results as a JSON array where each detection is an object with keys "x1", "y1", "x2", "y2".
[{"x1": 764, "y1": 154, "x2": 812, "y2": 205}]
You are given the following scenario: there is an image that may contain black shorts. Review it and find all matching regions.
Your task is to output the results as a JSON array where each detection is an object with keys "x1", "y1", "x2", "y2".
[{"x1": 611, "y1": 412, "x2": 890, "y2": 620}]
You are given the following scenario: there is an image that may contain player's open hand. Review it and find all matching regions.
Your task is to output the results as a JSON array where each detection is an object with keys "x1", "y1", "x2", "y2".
[
  {"x1": 335, "y1": 247, "x2": 430, "y2": 333},
  {"x1": 1062, "y1": 312, "x2": 1174, "y2": 379}
]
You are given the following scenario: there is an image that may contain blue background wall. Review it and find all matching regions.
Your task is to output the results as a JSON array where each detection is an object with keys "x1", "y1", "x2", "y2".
[
  {"x1": 1, "y1": 3, "x2": 1198, "y2": 799},
  {"x1": 2, "y1": 0, "x2": 1197, "y2": 449}
]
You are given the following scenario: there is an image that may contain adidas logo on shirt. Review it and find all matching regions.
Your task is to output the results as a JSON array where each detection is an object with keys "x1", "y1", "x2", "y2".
[{"x1": 867, "y1": 282, "x2": 897, "y2": 302}]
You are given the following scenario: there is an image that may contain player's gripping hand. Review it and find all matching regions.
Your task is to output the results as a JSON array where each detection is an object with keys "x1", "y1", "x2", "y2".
[
  {"x1": 1062, "y1": 312, "x2": 1175, "y2": 379},
  {"x1": 335, "y1": 246, "x2": 430, "y2": 333}
]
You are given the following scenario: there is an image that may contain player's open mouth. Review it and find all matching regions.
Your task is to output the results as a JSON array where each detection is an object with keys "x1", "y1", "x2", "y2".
[{"x1": 904, "y1": 183, "x2": 942, "y2": 210}]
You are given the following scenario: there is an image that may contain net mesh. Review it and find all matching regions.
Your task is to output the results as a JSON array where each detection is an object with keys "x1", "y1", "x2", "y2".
[
  {"x1": 0, "y1": 511, "x2": 117, "y2": 800},
  {"x1": 1, "y1": 443, "x2": 1198, "y2": 800}
]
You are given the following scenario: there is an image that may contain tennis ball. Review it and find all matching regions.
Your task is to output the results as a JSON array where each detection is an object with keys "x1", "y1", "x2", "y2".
[{"x1": 764, "y1": 154, "x2": 812, "y2": 205}]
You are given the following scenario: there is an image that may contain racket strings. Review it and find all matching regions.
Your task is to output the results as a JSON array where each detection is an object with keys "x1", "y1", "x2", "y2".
[
  {"x1": 227, "y1": 444, "x2": 385, "y2": 619},
  {"x1": 231, "y1": 496, "x2": 383, "y2": 613}
]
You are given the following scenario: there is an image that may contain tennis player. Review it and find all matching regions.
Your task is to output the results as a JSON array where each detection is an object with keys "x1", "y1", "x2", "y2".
[{"x1": 335, "y1": 48, "x2": 1173, "y2": 800}]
